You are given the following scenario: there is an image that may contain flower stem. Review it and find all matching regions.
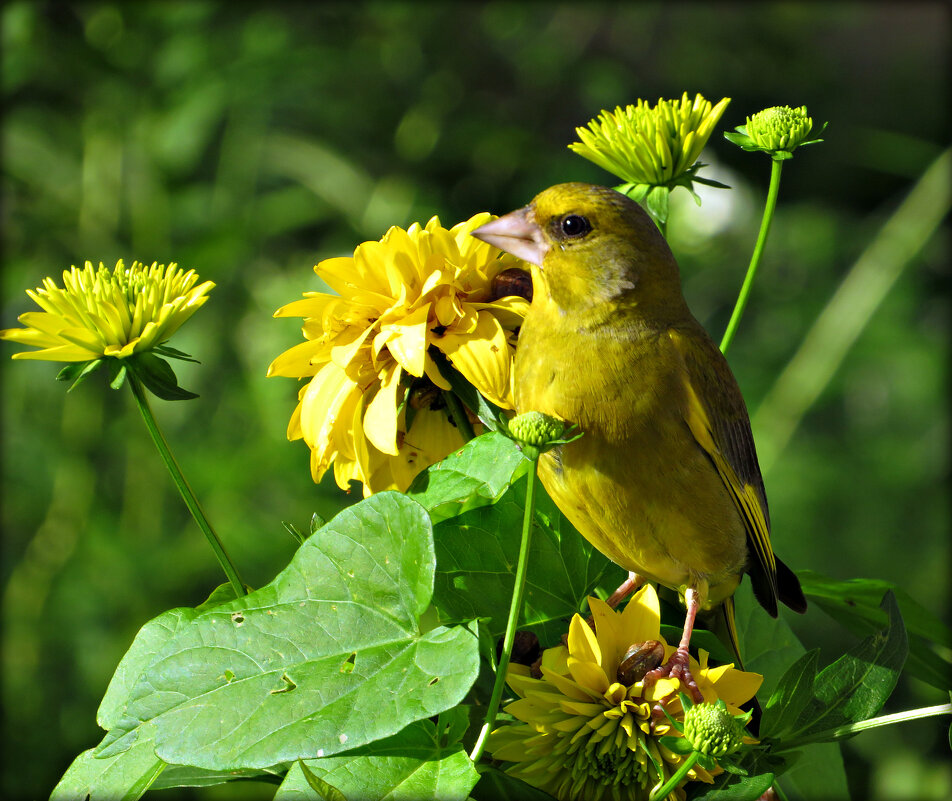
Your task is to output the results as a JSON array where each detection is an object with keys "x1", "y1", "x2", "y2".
[
  {"x1": 719, "y1": 157, "x2": 784, "y2": 354},
  {"x1": 443, "y1": 390, "x2": 477, "y2": 442},
  {"x1": 469, "y1": 456, "x2": 538, "y2": 763},
  {"x1": 650, "y1": 751, "x2": 700, "y2": 801},
  {"x1": 127, "y1": 372, "x2": 246, "y2": 597},
  {"x1": 776, "y1": 702, "x2": 952, "y2": 752}
]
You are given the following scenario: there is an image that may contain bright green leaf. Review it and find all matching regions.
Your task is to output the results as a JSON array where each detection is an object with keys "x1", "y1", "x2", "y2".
[
  {"x1": 51, "y1": 723, "x2": 165, "y2": 801},
  {"x1": 691, "y1": 770, "x2": 775, "y2": 801},
  {"x1": 760, "y1": 650, "x2": 820, "y2": 739},
  {"x1": 95, "y1": 492, "x2": 480, "y2": 771},
  {"x1": 408, "y1": 431, "x2": 528, "y2": 524},
  {"x1": 800, "y1": 570, "x2": 951, "y2": 689},
  {"x1": 790, "y1": 591, "x2": 907, "y2": 741},
  {"x1": 274, "y1": 719, "x2": 479, "y2": 801},
  {"x1": 431, "y1": 473, "x2": 625, "y2": 644},
  {"x1": 776, "y1": 743, "x2": 849, "y2": 801}
]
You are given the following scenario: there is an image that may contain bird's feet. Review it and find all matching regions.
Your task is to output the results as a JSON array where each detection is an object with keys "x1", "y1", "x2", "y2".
[
  {"x1": 606, "y1": 571, "x2": 645, "y2": 608},
  {"x1": 644, "y1": 646, "x2": 703, "y2": 704}
]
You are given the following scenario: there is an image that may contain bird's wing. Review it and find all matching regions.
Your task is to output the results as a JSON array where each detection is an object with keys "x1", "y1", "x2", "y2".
[{"x1": 668, "y1": 328, "x2": 780, "y2": 616}]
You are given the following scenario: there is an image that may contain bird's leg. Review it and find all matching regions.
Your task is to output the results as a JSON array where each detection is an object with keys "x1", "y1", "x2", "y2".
[
  {"x1": 644, "y1": 586, "x2": 703, "y2": 703},
  {"x1": 606, "y1": 571, "x2": 645, "y2": 608}
]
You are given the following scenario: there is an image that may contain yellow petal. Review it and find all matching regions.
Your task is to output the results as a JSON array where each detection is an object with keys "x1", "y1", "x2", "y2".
[
  {"x1": 619, "y1": 584, "x2": 663, "y2": 645},
  {"x1": 273, "y1": 294, "x2": 337, "y2": 320},
  {"x1": 566, "y1": 658, "x2": 610, "y2": 695},
  {"x1": 363, "y1": 363, "x2": 404, "y2": 456},
  {"x1": 567, "y1": 614, "x2": 601, "y2": 665},
  {"x1": 437, "y1": 310, "x2": 512, "y2": 408},
  {"x1": 299, "y1": 362, "x2": 360, "y2": 469},
  {"x1": 378, "y1": 303, "x2": 430, "y2": 377},
  {"x1": 330, "y1": 324, "x2": 375, "y2": 369},
  {"x1": 268, "y1": 340, "x2": 330, "y2": 377},
  {"x1": 471, "y1": 297, "x2": 529, "y2": 329},
  {"x1": 387, "y1": 405, "x2": 464, "y2": 491}
]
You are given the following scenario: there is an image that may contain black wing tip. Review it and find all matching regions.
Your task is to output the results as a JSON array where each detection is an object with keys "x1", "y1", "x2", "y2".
[{"x1": 777, "y1": 557, "x2": 808, "y2": 614}]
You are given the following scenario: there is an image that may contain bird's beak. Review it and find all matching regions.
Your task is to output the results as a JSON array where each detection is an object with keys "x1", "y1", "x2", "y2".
[{"x1": 471, "y1": 206, "x2": 549, "y2": 267}]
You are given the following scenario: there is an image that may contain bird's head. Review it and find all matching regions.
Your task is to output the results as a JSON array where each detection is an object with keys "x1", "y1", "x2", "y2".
[{"x1": 472, "y1": 183, "x2": 686, "y2": 320}]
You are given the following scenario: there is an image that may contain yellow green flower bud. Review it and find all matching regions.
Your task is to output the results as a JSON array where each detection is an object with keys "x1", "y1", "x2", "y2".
[
  {"x1": 725, "y1": 104, "x2": 826, "y2": 161},
  {"x1": 682, "y1": 700, "x2": 744, "y2": 757},
  {"x1": 746, "y1": 105, "x2": 813, "y2": 152},
  {"x1": 508, "y1": 411, "x2": 565, "y2": 447}
]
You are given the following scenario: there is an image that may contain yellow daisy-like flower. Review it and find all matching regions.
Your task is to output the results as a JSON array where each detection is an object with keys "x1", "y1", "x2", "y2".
[
  {"x1": 1, "y1": 260, "x2": 214, "y2": 362},
  {"x1": 487, "y1": 585, "x2": 762, "y2": 801},
  {"x1": 569, "y1": 92, "x2": 730, "y2": 189},
  {"x1": 269, "y1": 212, "x2": 530, "y2": 496}
]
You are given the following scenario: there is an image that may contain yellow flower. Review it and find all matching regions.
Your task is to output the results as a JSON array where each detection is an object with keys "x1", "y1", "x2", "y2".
[
  {"x1": 0, "y1": 260, "x2": 213, "y2": 362},
  {"x1": 487, "y1": 585, "x2": 762, "y2": 801},
  {"x1": 569, "y1": 93, "x2": 731, "y2": 189},
  {"x1": 269, "y1": 213, "x2": 530, "y2": 496}
]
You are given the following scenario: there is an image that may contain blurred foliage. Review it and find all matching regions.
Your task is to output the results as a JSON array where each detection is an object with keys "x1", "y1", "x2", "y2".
[{"x1": 1, "y1": 2, "x2": 948, "y2": 799}]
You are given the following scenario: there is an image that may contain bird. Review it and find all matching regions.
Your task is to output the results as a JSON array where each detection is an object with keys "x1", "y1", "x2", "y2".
[{"x1": 472, "y1": 182, "x2": 806, "y2": 698}]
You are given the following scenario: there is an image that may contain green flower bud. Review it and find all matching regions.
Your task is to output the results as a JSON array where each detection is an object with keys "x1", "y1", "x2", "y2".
[
  {"x1": 682, "y1": 700, "x2": 744, "y2": 758},
  {"x1": 746, "y1": 105, "x2": 813, "y2": 152},
  {"x1": 508, "y1": 411, "x2": 565, "y2": 446}
]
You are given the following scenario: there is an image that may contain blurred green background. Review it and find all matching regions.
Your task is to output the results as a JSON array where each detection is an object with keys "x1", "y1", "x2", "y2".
[{"x1": 2, "y1": 2, "x2": 948, "y2": 799}]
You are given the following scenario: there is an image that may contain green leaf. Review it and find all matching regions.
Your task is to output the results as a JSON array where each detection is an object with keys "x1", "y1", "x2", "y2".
[
  {"x1": 128, "y1": 352, "x2": 198, "y2": 400},
  {"x1": 151, "y1": 764, "x2": 286, "y2": 791},
  {"x1": 97, "y1": 583, "x2": 239, "y2": 730},
  {"x1": 470, "y1": 766, "x2": 557, "y2": 801},
  {"x1": 691, "y1": 771, "x2": 774, "y2": 801},
  {"x1": 289, "y1": 762, "x2": 347, "y2": 801},
  {"x1": 51, "y1": 723, "x2": 165, "y2": 801},
  {"x1": 645, "y1": 184, "x2": 671, "y2": 224},
  {"x1": 57, "y1": 357, "x2": 106, "y2": 391},
  {"x1": 776, "y1": 742, "x2": 848, "y2": 801},
  {"x1": 274, "y1": 719, "x2": 479, "y2": 801},
  {"x1": 431, "y1": 473, "x2": 625, "y2": 644},
  {"x1": 408, "y1": 431, "x2": 529, "y2": 524},
  {"x1": 760, "y1": 650, "x2": 820, "y2": 739},
  {"x1": 96, "y1": 493, "x2": 480, "y2": 770},
  {"x1": 153, "y1": 343, "x2": 200, "y2": 363},
  {"x1": 731, "y1": 581, "x2": 808, "y2": 700},
  {"x1": 107, "y1": 359, "x2": 128, "y2": 390},
  {"x1": 789, "y1": 591, "x2": 907, "y2": 741},
  {"x1": 799, "y1": 570, "x2": 952, "y2": 689}
]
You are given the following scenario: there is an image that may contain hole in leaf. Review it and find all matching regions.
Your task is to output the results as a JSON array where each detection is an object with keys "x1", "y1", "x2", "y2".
[
  {"x1": 340, "y1": 652, "x2": 357, "y2": 674},
  {"x1": 231, "y1": 612, "x2": 245, "y2": 625},
  {"x1": 428, "y1": 676, "x2": 440, "y2": 686}
]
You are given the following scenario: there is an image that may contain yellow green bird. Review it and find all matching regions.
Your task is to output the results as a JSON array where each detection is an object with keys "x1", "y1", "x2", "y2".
[{"x1": 472, "y1": 183, "x2": 806, "y2": 696}]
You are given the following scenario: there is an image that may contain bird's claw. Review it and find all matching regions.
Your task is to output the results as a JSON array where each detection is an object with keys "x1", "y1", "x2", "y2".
[{"x1": 643, "y1": 648, "x2": 704, "y2": 704}]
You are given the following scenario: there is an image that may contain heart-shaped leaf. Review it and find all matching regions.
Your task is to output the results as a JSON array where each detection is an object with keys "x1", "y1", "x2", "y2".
[{"x1": 96, "y1": 492, "x2": 480, "y2": 771}]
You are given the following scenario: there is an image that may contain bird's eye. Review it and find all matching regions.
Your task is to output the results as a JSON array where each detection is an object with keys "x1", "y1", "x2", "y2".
[{"x1": 559, "y1": 214, "x2": 591, "y2": 238}]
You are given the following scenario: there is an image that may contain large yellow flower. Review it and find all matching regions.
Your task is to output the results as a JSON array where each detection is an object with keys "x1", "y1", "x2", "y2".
[
  {"x1": 488, "y1": 585, "x2": 761, "y2": 801},
  {"x1": 0, "y1": 260, "x2": 213, "y2": 362},
  {"x1": 269, "y1": 213, "x2": 530, "y2": 496}
]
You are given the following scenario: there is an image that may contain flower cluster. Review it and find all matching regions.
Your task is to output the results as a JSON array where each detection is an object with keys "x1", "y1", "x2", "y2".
[
  {"x1": 569, "y1": 93, "x2": 730, "y2": 191},
  {"x1": 725, "y1": 105, "x2": 826, "y2": 160},
  {"x1": 269, "y1": 213, "x2": 530, "y2": 496},
  {"x1": 487, "y1": 585, "x2": 761, "y2": 801},
  {"x1": 0, "y1": 260, "x2": 213, "y2": 362}
]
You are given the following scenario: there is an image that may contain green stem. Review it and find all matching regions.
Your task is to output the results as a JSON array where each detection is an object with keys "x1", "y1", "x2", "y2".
[
  {"x1": 469, "y1": 457, "x2": 538, "y2": 763},
  {"x1": 719, "y1": 157, "x2": 784, "y2": 354},
  {"x1": 442, "y1": 390, "x2": 477, "y2": 442},
  {"x1": 650, "y1": 751, "x2": 700, "y2": 801},
  {"x1": 776, "y1": 702, "x2": 952, "y2": 752},
  {"x1": 127, "y1": 372, "x2": 246, "y2": 597}
]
